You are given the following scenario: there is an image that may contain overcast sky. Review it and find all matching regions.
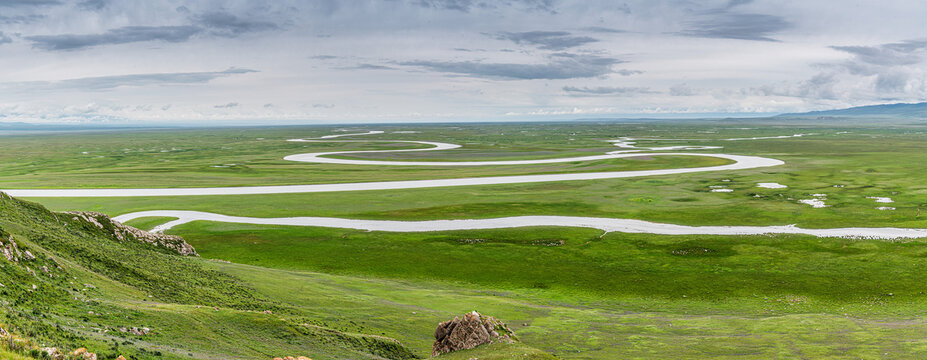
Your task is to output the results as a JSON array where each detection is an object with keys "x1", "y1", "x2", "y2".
[{"x1": 1, "y1": 0, "x2": 926, "y2": 124}]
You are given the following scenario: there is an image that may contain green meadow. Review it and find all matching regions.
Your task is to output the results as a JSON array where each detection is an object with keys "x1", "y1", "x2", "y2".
[{"x1": 5, "y1": 120, "x2": 927, "y2": 358}]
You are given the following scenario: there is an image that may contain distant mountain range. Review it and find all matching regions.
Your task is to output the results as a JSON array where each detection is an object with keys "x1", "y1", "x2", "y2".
[{"x1": 779, "y1": 102, "x2": 927, "y2": 118}]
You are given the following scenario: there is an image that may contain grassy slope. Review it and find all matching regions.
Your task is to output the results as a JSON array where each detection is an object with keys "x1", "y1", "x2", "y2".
[
  {"x1": 0, "y1": 349, "x2": 36, "y2": 360},
  {"x1": 0, "y1": 195, "x2": 425, "y2": 360}
]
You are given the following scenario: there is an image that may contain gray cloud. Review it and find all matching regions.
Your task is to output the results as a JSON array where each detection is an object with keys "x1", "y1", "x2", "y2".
[
  {"x1": 195, "y1": 11, "x2": 279, "y2": 37},
  {"x1": 342, "y1": 63, "x2": 397, "y2": 70},
  {"x1": 724, "y1": 0, "x2": 754, "y2": 9},
  {"x1": 679, "y1": 11, "x2": 791, "y2": 42},
  {"x1": 10, "y1": 68, "x2": 257, "y2": 91},
  {"x1": 748, "y1": 36, "x2": 927, "y2": 101},
  {"x1": 77, "y1": 0, "x2": 107, "y2": 10},
  {"x1": 414, "y1": 0, "x2": 478, "y2": 12},
  {"x1": 801, "y1": 39, "x2": 927, "y2": 97},
  {"x1": 414, "y1": 0, "x2": 554, "y2": 13},
  {"x1": 26, "y1": 25, "x2": 202, "y2": 51},
  {"x1": 0, "y1": 14, "x2": 45, "y2": 24},
  {"x1": 0, "y1": 0, "x2": 59, "y2": 6},
  {"x1": 794, "y1": 72, "x2": 839, "y2": 100},
  {"x1": 562, "y1": 86, "x2": 657, "y2": 95},
  {"x1": 313, "y1": 103, "x2": 335, "y2": 108},
  {"x1": 0, "y1": 32, "x2": 11, "y2": 45},
  {"x1": 746, "y1": 72, "x2": 841, "y2": 100},
  {"x1": 669, "y1": 83, "x2": 696, "y2": 96},
  {"x1": 615, "y1": 69, "x2": 643, "y2": 76},
  {"x1": 582, "y1": 26, "x2": 625, "y2": 34},
  {"x1": 400, "y1": 53, "x2": 622, "y2": 80},
  {"x1": 494, "y1": 31, "x2": 598, "y2": 50},
  {"x1": 214, "y1": 102, "x2": 239, "y2": 108},
  {"x1": 873, "y1": 69, "x2": 909, "y2": 92},
  {"x1": 831, "y1": 40, "x2": 927, "y2": 67}
]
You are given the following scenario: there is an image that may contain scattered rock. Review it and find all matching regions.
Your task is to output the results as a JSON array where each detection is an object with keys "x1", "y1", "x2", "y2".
[
  {"x1": 120, "y1": 327, "x2": 150, "y2": 336},
  {"x1": 1, "y1": 234, "x2": 21, "y2": 262},
  {"x1": 70, "y1": 347, "x2": 97, "y2": 360},
  {"x1": 458, "y1": 238, "x2": 486, "y2": 244},
  {"x1": 532, "y1": 239, "x2": 565, "y2": 247},
  {"x1": 42, "y1": 347, "x2": 63, "y2": 360},
  {"x1": 433, "y1": 311, "x2": 518, "y2": 356}
]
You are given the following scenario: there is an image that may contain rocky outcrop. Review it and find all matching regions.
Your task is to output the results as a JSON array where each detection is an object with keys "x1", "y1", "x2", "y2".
[
  {"x1": 1, "y1": 234, "x2": 26, "y2": 262},
  {"x1": 432, "y1": 311, "x2": 518, "y2": 356},
  {"x1": 64, "y1": 211, "x2": 198, "y2": 256}
]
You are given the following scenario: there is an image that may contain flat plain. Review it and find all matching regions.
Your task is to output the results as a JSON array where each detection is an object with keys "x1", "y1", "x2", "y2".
[{"x1": 6, "y1": 120, "x2": 927, "y2": 358}]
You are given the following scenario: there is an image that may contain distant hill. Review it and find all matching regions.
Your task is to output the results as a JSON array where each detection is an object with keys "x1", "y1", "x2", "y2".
[{"x1": 779, "y1": 102, "x2": 927, "y2": 118}]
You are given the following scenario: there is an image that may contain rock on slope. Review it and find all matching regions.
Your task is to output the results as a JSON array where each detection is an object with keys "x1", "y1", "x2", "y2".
[
  {"x1": 433, "y1": 311, "x2": 518, "y2": 356},
  {"x1": 64, "y1": 211, "x2": 197, "y2": 256}
]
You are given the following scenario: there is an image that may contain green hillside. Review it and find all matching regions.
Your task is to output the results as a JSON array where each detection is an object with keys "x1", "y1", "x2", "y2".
[{"x1": 0, "y1": 193, "x2": 422, "y2": 359}]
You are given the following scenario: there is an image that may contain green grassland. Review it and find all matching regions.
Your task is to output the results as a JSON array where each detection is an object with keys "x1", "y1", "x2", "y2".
[
  {"x1": 168, "y1": 221, "x2": 927, "y2": 310},
  {"x1": 18, "y1": 123, "x2": 927, "y2": 230},
  {"x1": 6, "y1": 121, "x2": 927, "y2": 358},
  {"x1": 0, "y1": 125, "x2": 732, "y2": 189}
]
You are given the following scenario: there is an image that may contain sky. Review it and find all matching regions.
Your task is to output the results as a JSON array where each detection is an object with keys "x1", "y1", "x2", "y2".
[{"x1": 1, "y1": 0, "x2": 927, "y2": 124}]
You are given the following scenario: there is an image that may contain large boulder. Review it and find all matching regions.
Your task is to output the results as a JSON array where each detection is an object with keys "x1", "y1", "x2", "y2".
[{"x1": 432, "y1": 311, "x2": 518, "y2": 356}]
